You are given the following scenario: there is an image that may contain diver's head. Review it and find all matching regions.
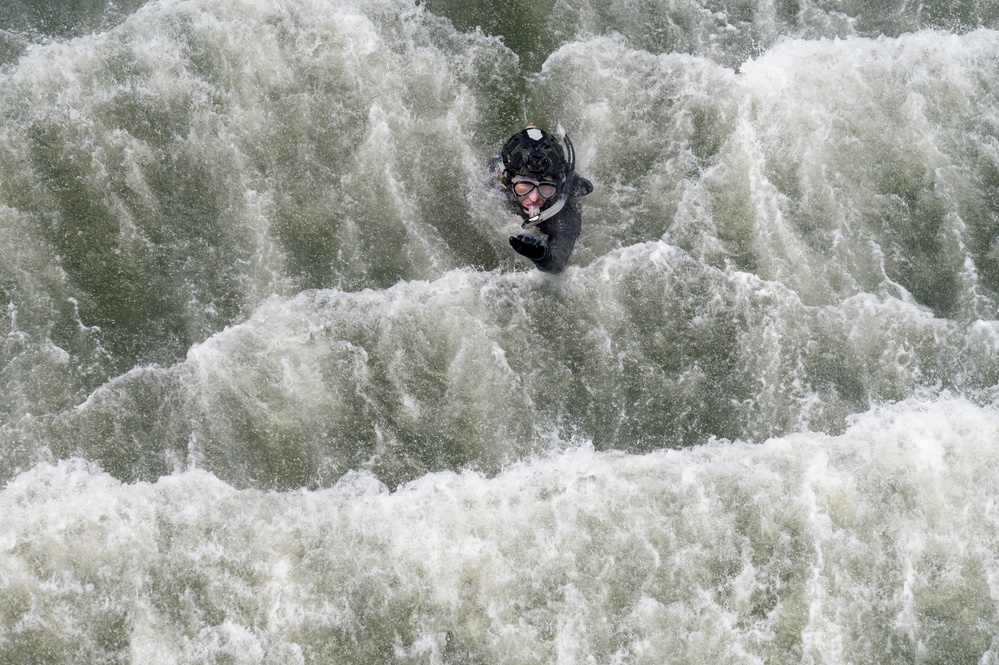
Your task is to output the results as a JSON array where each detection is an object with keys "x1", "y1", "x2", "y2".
[
  {"x1": 500, "y1": 125, "x2": 573, "y2": 218},
  {"x1": 501, "y1": 125, "x2": 567, "y2": 183}
]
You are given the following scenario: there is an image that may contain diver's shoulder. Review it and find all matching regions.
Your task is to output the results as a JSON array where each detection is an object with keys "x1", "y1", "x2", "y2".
[{"x1": 570, "y1": 172, "x2": 593, "y2": 197}]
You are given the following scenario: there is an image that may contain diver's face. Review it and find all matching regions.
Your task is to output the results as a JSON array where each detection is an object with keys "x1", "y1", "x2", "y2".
[{"x1": 511, "y1": 176, "x2": 557, "y2": 216}]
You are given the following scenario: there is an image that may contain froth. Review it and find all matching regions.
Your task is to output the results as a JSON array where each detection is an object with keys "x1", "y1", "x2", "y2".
[{"x1": 4, "y1": 398, "x2": 999, "y2": 662}]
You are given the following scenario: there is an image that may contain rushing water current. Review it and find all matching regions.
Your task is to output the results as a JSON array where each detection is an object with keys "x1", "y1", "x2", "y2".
[{"x1": 3, "y1": 0, "x2": 999, "y2": 662}]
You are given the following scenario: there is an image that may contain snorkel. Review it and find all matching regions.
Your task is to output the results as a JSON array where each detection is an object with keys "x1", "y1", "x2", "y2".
[{"x1": 522, "y1": 194, "x2": 563, "y2": 227}]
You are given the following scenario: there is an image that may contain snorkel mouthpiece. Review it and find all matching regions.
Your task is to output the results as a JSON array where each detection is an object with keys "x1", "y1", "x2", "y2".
[{"x1": 523, "y1": 194, "x2": 567, "y2": 228}]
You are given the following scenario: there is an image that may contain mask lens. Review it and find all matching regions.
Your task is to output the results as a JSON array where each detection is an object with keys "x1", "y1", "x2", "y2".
[
  {"x1": 513, "y1": 182, "x2": 534, "y2": 196},
  {"x1": 513, "y1": 180, "x2": 558, "y2": 199}
]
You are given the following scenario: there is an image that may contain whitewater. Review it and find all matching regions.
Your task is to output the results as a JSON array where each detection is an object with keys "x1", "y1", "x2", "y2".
[{"x1": 2, "y1": 0, "x2": 999, "y2": 662}]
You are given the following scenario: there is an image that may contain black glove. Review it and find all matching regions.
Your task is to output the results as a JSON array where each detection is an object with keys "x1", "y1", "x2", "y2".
[{"x1": 509, "y1": 234, "x2": 549, "y2": 261}]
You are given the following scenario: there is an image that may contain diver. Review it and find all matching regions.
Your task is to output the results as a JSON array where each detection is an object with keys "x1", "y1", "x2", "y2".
[{"x1": 497, "y1": 125, "x2": 593, "y2": 274}]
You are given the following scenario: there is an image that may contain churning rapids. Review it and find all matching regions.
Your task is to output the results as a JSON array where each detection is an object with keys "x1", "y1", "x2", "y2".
[{"x1": 3, "y1": 0, "x2": 999, "y2": 662}]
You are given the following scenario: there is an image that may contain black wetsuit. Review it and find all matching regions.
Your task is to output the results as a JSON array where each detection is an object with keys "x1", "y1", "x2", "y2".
[{"x1": 507, "y1": 172, "x2": 593, "y2": 274}]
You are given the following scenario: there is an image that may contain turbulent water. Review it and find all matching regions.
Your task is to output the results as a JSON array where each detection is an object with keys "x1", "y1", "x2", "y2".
[{"x1": 3, "y1": 0, "x2": 999, "y2": 662}]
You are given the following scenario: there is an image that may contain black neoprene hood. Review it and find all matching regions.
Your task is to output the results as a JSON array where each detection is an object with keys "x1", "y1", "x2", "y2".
[{"x1": 501, "y1": 127, "x2": 567, "y2": 181}]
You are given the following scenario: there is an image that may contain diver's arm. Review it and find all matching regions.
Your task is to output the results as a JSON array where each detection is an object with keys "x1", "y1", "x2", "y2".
[
  {"x1": 510, "y1": 234, "x2": 549, "y2": 262},
  {"x1": 533, "y1": 201, "x2": 581, "y2": 273},
  {"x1": 508, "y1": 199, "x2": 580, "y2": 274}
]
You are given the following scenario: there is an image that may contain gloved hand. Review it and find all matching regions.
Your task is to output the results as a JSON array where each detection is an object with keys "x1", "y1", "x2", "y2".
[{"x1": 509, "y1": 234, "x2": 548, "y2": 261}]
